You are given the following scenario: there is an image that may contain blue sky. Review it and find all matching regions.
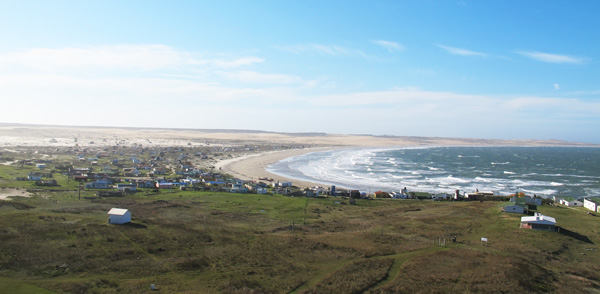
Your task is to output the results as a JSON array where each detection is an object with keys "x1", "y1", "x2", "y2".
[{"x1": 1, "y1": 0, "x2": 599, "y2": 143}]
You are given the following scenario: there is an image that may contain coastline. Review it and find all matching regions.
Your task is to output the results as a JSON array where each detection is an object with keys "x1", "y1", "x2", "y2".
[{"x1": 215, "y1": 147, "x2": 339, "y2": 188}]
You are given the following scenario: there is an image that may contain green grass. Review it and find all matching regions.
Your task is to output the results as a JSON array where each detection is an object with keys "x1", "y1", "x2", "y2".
[
  {"x1": 0, "y1": 277, "x2": 57, "y2": 294},
  {"x1": 1, "y1": 180, "x2": 600, "y2": 293}
]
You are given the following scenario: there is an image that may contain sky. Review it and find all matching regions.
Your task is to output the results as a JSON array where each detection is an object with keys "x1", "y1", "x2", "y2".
[{"x1": 0, "y1": 1, "x2": 599, "y2": 143}]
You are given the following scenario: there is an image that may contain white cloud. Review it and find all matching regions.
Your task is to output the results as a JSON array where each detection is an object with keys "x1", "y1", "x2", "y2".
[
  {"x1": 516, "y1": 51, "x2": 585, "y2": 64},
  {"x1": 210, "y1": 57, "x2": 265, "y2": 68},
  {"x1": 554, "y1": 84, "x2": 560, "y2": 90},
  {"x1": 372, "y1": 40, "x2": 405, "y2": 52},
  {"x1": 2, "y1": 72, "x2": 598, "y2": 141},
  {"x1": 437, "y1": 45, "x2": 486, "y2": 57},
  {"x1": 0, "y1": 45, "x2": 264, "y2": 72},
  {"x1": 0, "y1": 44, "x2": 597, "y2": 142}
]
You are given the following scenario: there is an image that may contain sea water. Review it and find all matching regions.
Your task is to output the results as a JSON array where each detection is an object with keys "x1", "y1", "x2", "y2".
[{"x1": 267, "y1": 147, "x2": 600, "y2": 198}]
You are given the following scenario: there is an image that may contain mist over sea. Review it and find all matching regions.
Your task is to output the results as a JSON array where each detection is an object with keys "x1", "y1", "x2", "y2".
[{"x1": 267, "y1": 147, "x2": 600, "y2": 198}]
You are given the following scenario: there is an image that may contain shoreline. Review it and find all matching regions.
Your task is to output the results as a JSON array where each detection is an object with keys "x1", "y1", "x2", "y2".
[{"x1": 216, "y1": 147, "x2": 339, "y2": 188}]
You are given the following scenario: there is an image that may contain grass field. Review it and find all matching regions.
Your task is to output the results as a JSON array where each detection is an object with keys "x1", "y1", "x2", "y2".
[{"x1": 1, "y1": 175, "x2": 600, "y2": 293}]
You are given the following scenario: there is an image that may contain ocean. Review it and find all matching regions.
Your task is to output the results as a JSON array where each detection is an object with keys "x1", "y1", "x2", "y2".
[{"x1": 267, "y1": 147, "x2": 600, "y2": 198}]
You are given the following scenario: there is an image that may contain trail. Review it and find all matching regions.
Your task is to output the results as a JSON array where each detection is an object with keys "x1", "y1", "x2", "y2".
[{"x1": 289, "y1": 246, "x2": 442, "y2": 294}]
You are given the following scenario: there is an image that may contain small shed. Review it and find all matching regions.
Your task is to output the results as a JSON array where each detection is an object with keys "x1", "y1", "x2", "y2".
[
  {"x1": 107, "y1": 208, "x2": 131, "y2": 225},
  {"x1": 504, "y1": 204, "x2": 528, "y2": 214}
]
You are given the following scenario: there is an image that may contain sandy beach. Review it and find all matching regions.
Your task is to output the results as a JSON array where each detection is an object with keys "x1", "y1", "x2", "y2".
[{"x1": 215, "y1": 147, "x2": 337, "y2": 188}]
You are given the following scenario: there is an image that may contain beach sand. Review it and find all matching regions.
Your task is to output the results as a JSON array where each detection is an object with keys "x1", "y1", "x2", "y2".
[{"x1": 215, "y1": 147, "x2": 336, "y2": 188}]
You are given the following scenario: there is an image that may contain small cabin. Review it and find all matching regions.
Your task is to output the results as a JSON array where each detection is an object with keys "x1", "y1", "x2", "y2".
[
  {"x1": 504, "y1": 204, "x2": 528, "y2": 214},
  {"x1": 107, "y1": 208, "x2": 131, "y2": 225}
]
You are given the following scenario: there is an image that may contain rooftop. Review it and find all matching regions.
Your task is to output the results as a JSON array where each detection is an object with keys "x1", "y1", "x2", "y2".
[{"x1": 107, "y1": 208, "x2": 129, "y2": 216}]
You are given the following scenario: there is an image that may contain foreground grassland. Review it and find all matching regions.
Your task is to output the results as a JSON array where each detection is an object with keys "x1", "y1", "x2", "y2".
[{"x1": 1, "y1": 182, "x2": 600, "y2": 293}]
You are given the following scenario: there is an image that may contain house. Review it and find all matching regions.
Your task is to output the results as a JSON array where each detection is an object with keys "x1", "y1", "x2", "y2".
[
  {"x1": 374, "y1": 191, "x2": 391, "y2": 198},
  {"x1": 431, "y1": 193, "x2": 449, "y2": 200},
  {"x1": 584, "y1": 198, "x2": 600, "y2": 212},
  {"x1": 503, "y1": 203, "x2": 528, "y2": 214},
  {"x1": 256, "y1": 188, "x2": 268, "y2": 194},
  {"x1": 152, "y1": 167, "x2": 166, "y2": 175},
  {"x1": 156, "y1": 182, "x2": 174, "y2": 189},
  {"x1": 107, "y1": 208, "x2": 131, "y2": 225},
  {"x1": 27, "y1": 172, "x2": 42, "y2": 181},
  {"x1": 35, "y1": 179, "x2": 58, "y2": 186},
  {"x1": 511, "y1": 196, "x2": 542, "y2": 210},
  {"x1": 271, "y1": 181, "x2": 293, "y2": 188},
  {"x1": 36, "y1": 164, "x2": 46, "y2": 169},
  {"x1": 520, "y1": 212, "x2": 556, "y2": 231},
  {"x1": 525, "y1": 196, "x2": 542, "y2": 206},
  {"x1": 116, "y1": 183, "x2": 137, "y2": 192},
  {"x1": 135, "y1": 180, "x2": 155, "y2": 188},
  {"x1": 85, "y1": 181, "x2": 110, "y2": 189},
  {"x1": 559, "y1": 197, "x2": 583, "y2": 207},
  {"x1": 230, "y1": 183, "x2": 248, "y2": 193}
]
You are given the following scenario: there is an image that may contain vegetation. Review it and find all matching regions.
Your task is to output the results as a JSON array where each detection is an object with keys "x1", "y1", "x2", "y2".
[
  {"x1": 1, "y1": 146, "x2": 600, "y2": 293},
  {"x1": 0, "y1": 186, "x2": 599, "y2": 293}
]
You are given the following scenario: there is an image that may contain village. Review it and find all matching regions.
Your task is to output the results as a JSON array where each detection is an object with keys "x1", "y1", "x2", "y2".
[
  {"x1": 2, "y1": 136, "x2": 600, "y2": 293},
  {"x1": 3, "y1": 139, "x2": 600, "y2": 234}
]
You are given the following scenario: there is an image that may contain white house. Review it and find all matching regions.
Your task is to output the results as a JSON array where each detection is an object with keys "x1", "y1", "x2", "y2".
[
  {"x1": 520, "y1": 212, "x2": 556, "y2": 231},
  {"x1": 559, "y1": 198, "x2": 583, "y2": 207},
  {"x1": 272, "y1": 181, "x2": 293, "y2": 188},
  {"x1": 107, "y1": 208, "x2": 131, "y2": 224},
  {"x1": 584, "y1": 198, "x2": 600, "y2": 212}
]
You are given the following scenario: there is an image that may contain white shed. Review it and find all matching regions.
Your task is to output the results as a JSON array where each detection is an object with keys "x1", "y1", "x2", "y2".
[
  {"x1": 504, "y1": 204, "x2": 527, "y2": 214},
  {"x1": 107, "y1": 208, "x2": 131, "y2": 225}
]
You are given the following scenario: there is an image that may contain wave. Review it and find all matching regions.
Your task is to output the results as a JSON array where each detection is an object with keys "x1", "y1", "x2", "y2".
[{"x1": 267, "y1": 146, "x2": 600, "y2": 198}]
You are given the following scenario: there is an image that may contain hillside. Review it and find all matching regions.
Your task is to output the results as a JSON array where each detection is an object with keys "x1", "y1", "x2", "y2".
[{"x1": 0, "y1": 181, "x2": 599, "y2": 293}]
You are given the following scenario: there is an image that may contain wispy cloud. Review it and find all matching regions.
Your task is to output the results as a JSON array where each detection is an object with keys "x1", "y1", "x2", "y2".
[
  {"x1": 0, "y1": 45, "x2": 264, "y2": 72},
  {"x1": 437, "y1": 44, "x2": 486, "y2": 57},
  {"x1": 372, "y1": 40, "x2": 405, "y2": 52},
  {"x1": 279, "y1": 44, "x2": 368, "y2": 59},
  {"x1": 516, "y1": 51, "x2": 585, "y2": 64},
  {"x1": 554, "y1": 83, "x2": 560, "y2": 90},
  {"x1": 217, "y1": 70, "x2": 306, "y2": 85}
]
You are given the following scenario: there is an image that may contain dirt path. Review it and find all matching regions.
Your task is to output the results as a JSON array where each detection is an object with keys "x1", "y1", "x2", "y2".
[
  {"x1": 0, "y1": 188, "x2": 33, "y2": 200},
  {"x1": 289, "y1": 246, "x2": 442, "y2": 294}
]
